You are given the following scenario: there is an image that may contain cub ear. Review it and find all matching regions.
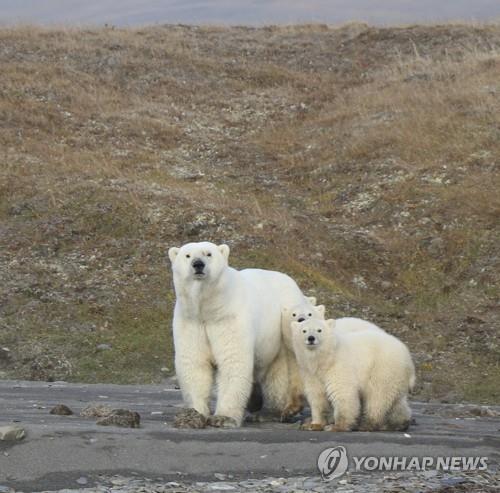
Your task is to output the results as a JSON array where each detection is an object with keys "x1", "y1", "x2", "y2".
[
  {"x1": 316, "y1": 305, "x2": 326, "y2": 317},
  {"x1": 218, "y1": 244, "x2": 230, "y2": 260},
  {"x1": 291, "y1": 321, "x2": 300, "y2": 330},
  {"x1": 307, "y1": 296, "x2": 317, "y2": 306},
  {"x1": 168, "y1": 247, "x2": 180, "y2": 263},
  {"x1": 326, "y1": 319, "x2": 336, "y2": 329}
]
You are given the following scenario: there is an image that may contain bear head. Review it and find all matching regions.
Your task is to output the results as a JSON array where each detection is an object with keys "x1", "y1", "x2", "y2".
[
  {"x1": 283, "y1": 301, "x2": 326, "y2": 325},
  {"x1": 168, "y1": 241, "x2": 230, "y2": 283},
  {"x1": 291, "y1": 318, "x2": 335, "y2": 350}
]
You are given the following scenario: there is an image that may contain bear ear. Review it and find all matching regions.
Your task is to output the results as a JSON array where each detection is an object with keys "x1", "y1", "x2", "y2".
[
  {"x1": 326, "y1": 319, "x2": 336, "y2": 329},
  {"x1": 218, "y1": 244, "x2": 230, "y2": 260},
  {"x1": 316, "y1": 305, "x2": 326, "y2": 317},
  {"x1": 307, "y1": 296, "x2": 317, "y2": 306},
  {"x1": 168, "y1": 247, "x2": 180, "y2": 263}
]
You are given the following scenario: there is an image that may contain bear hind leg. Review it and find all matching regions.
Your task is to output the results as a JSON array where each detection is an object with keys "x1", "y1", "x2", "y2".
[{"x1": 383, "y1": 396, "x2": 412, "y2": 431}]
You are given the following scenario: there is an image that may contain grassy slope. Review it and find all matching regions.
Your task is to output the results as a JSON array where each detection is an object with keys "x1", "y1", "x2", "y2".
[{"x1": 0, "y1": 23, "x2": 499, "y2": 402}]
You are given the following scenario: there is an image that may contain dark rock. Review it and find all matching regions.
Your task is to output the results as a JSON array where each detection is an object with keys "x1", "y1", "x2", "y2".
[
  {"x1": 174, "y1": 408, "x2": 207, "y2": 429},
  {"x1": 96, "y1": 409, "x2": 141, "y2": 428},
  {"x1": 50, "y1": 404, "x2": 73, "y2": 415}
]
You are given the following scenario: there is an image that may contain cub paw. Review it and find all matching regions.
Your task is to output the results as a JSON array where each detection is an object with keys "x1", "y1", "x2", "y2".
[{"x1": 207, "y1": 415, "x2": 239, "y2": 428}]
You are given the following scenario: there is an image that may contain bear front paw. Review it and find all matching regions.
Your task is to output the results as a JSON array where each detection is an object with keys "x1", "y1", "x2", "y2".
[
  {"x1": 173, "y1": 408, "x2": 207, "y2": 429},
  {"x1": 207, "y1": 415, "x2": 239, "y2": 428},
  {"x1": 300, "y1": 422, "x2": 324, "y2": 431}
]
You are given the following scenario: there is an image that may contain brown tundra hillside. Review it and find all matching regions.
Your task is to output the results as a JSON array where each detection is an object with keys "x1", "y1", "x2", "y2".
[{"x1": 0, "y1": 23, "x2": 499, "y2": 404}]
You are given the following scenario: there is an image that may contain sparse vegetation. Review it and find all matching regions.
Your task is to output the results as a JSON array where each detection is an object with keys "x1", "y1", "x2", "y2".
[{"x1": 0, "y1": 23, "x2": 499, "y2": 403}]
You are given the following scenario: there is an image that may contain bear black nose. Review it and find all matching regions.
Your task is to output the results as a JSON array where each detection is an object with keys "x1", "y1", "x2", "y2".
[
  {"x1": 298, "y1": 317, "x2": 306, "y2": 323},
  {"x1": 192, "y1": 259, "x2": 205, "y2": 271},
  {"x1": 307, "y1": 335, "x2": 315, "y2": 343}
]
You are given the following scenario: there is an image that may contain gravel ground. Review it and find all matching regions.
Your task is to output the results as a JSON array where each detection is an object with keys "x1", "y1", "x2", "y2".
[{"x1": 2, "y1": 469, "x2": 499, "y2": 493}]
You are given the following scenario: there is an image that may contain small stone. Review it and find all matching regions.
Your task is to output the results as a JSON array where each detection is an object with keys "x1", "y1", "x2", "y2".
[
  {"x1": 469, "y1": 406, "x2": 498, "y2": 417},
  {"x1": 0, "y1": 347, "x2": 11, "y2": 362},
  {"x1": 0, "y1": 486, "x2": 14, "y2": 493},
  {"x1": 50, "y1": 404, "x2": 73, "y2": 415},
  {"x1": 0, "y1": 426, "x2": 26, "y2": 441},
  {"x1": 76, "y1": 477, "x2": 88, "y2": 485},
  {"x1": 174, "y1": 408, "x2": 207, "y2": 429},
  {"x1": 111, "y1": 478, "x2": 127, "y2": 486},
  {"x1": 207, "y1": 483, "x2": 236, "y2": 491},
  {"x1": 214, "y1": 473, "x2": 228, "y2": 480},
  {"x1": 423, "y1": 470, "x2": 438, "y2": 478},
  {"x1": 96, "y1": 343, "x2": 112, "y2": 351},
  {"x1": 97, "y1": 409, "x2": 141, "y2": 428},
  {"x1": 441, "y1": 477, "x2": 466, "y2": 487}
]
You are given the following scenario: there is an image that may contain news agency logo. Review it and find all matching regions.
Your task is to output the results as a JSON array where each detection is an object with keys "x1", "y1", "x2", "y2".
[
  {"x1": 317, "y1": 446, "x2": 349, "y2": 480},
  {"x1": 317, "y1": 447, "x2": 488, "y2": 482}
]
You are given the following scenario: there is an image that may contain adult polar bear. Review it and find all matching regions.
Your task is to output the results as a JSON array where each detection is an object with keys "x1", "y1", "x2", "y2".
[{"x1": 168, "y1": 241, "x2": 307, "y2": 427}]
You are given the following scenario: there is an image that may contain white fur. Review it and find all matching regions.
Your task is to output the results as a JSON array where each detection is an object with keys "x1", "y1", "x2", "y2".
[
  {"x1": 291, "y1": 318, "x2": 415, "y2": 431},
  {"x1": 335, "y1": 317, "x2": 382, "y2": 333},
  {"x1": 169, "y1": 241, "x2": 308, "y2": 425}
]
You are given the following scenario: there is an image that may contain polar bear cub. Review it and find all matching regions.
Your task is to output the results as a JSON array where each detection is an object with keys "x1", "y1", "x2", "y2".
[
  {"x1": 291, "y1": 318, "x2": 415, "y2": 432},
  {"x1": 169, "y1": 241, "x2": 309, "y2": 427}
]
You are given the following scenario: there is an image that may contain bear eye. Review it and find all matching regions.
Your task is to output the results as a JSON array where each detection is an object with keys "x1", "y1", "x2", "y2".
[
  {"x1": 308, "y1": 313, "x2": 312, "y2": 317},
  {"x1": 292, "y1": 313, "x2": 296, "y2": 317},
  {"x1": 207, "y1": 252, "x2": 212, "y2": 257},
  {"x1": 318, "y1": 329, "x2": 322, "y2": 333},
  {"x1": 186, "y1": 254, "x2": 190, "y2": 258},
  {"x1": 302, "y1": 330, "x2": 306, "y2": 334}
]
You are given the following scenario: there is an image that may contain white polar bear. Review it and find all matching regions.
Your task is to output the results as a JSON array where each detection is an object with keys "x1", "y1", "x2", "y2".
[
  {"x1": 291, "y1": 318, "x2": 415, "y2": 432},
  {"x1": 280, "y1": 301, "x2": 381, "y2": 419},
  {"x1": 168, "y1": 241, "x2": 309, "y2": 427}
]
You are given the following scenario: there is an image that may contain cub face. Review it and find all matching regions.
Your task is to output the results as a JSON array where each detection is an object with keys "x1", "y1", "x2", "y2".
[
  {"x1": 168, "y1": 241, "x2": 230, "y2": 283},
  {"x1": 283, "y1": 302, "x2": 325, "y2": 325},
  {"x1": 291, "y1": 319, "x2": 335, "y2": 350}
]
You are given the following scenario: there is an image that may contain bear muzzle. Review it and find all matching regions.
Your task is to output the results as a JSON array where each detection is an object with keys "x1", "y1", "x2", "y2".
[
  {"x1": 192, "y1": 259, "x2": 206, "y2": 277},
  {"x1": 306, "y1": 335, "x2": 318, "y2": 347}
]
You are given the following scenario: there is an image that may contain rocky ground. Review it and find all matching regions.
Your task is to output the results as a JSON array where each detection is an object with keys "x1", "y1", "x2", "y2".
[
  {"x1": 1, "y1": 380, "x2": 499, "y2": 493},
  {"x1": 0, "y1": 23, "x2": 499, "y2": 402},
  {"x1": 3, "y1": 470, "x2": 499, "y2": 493}
]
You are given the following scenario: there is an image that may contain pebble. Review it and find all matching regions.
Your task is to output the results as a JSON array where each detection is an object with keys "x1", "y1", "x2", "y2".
[
  {"x1": 207, "y1": 483, "x2": 237, "y2": 491},
  {"x1": 96, "y1": 344, "x2": 112, "y2": 351},
  {"x1": 50, "y1": 404, "x2": 74, "y2": 415},
  {"x1": 76, "y1": 477, "x2": 88, "y2": 485},
  {"x1": 0, "y1": 426, "x2": 26, "y2": 441},
  {"x1": 174, "y1": 408, "x2": 207, "y2": 429},
  {"x1": 96, "y1": 409, "x2": 141, "y2": 428}
]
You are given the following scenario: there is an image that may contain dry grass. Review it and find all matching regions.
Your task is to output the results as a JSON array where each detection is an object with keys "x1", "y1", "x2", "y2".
[{"x1": 0, "y1": 23, "x2": 499, "y2": 402}]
